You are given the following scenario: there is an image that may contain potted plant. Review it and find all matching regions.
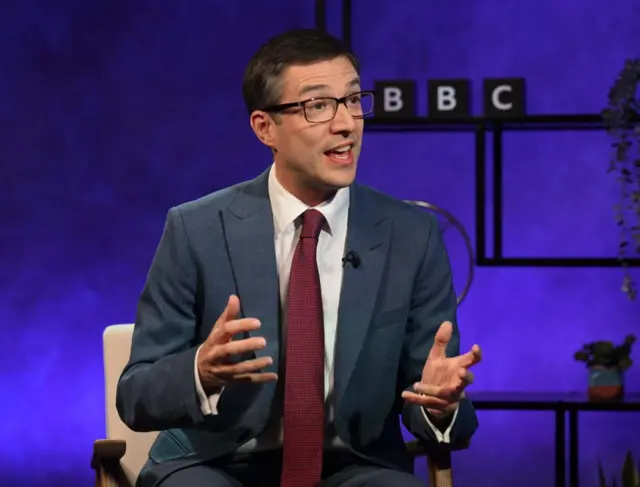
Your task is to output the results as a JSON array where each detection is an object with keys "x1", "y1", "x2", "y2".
[
  {"x1": 574, "y1": 335, "x2": 635, "y2": 400},
  {"x1": 598, "y1": 451, "x2": 640, "y2": 487},
  {"x1": 601, "y1": 58, "x2": 640, "y2": 301}
]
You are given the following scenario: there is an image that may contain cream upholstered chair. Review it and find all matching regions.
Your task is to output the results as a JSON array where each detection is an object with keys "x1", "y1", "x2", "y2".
[
  {"x1": 92, "y1": 324, "x2": 158, "y2": 487},
  {"x1": 92, "y1": 324, "x2": 467, "y2": 487}
]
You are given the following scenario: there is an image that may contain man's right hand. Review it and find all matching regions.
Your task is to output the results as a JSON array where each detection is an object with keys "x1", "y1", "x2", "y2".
[{"x1": 197, "y1": 294, "x2": 277, "y2": 394}]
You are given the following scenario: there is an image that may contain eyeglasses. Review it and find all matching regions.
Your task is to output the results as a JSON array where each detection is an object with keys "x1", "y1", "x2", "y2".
[{"x1": 260, "y1": 91, "x2": 375, "y2": 123}]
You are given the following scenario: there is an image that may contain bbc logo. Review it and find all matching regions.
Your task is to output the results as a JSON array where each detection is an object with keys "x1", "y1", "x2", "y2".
[{"x1": 373, "y1": 78, "x2": 526, "y2": 118}]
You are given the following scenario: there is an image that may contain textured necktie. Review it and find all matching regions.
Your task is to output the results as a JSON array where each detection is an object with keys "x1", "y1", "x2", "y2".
[{"x1": 280, "y1": 209, "x2": 326, "y2": 487}]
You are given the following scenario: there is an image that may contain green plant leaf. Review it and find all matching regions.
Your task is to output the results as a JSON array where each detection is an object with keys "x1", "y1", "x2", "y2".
[
  {"x1": 618, "y1": 356, "x2": 632, "y2": 370},
  {"x1": 594, "y1": 342, "x2": 615, "y2": 354},
  {"x1": 605, "y1": 58, "x2": 640, "y2": 300},
  {"x1": 575, "y1": 351, "x2": 590, "y2": 361},
  {"x1": 621, "y1": 451, "x2": 639, "y2": 487}
]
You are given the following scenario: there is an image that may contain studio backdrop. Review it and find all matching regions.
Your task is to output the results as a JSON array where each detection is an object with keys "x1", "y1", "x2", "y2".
[{"x1": 1, "y1": 1, "x2": 638, "y2": 486}]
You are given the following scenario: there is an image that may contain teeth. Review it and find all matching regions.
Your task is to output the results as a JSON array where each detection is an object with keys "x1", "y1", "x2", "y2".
[{"x1": 332, "y1": 145, "x2": 352, "y2": 153}]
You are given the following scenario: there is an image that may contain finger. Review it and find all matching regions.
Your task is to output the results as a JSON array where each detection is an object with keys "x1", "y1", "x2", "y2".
[
  {"x1": 462, "y1": 369, "x2": 474, "y2": 387},
  {"x1": 457, "y1": 344, "x2": 482, "y2": 368},
  {"x1": 224, "y1": 294, "x2": 241, "y2": 322},
  {"x1": 210, "y1": 295, "x2": 242, "y2": 338},
  {"x1": 413, "y1": 381, "x2": 458, "y2": 398},
  {"x1": 210, "y1": 317, "x2": 261, "y2": 344},
  {"x1": 427, "y1": 321, "x2": 452, "y2": 360},
  {"x1": 213, "y1": 356, "x2": 274, "y2": 377},
  {"x1": 414, "y1": 380, "x2": 464, "y2": 401},
  {"x1": 209, "y1": 337, "x2": 267, "y2": 361},
  {"x1": 401, "y1": 390, "x2": 451, "y2": 408},
  {"x1": 221, "y1": 318, "x2": 262, "y2": 338}
]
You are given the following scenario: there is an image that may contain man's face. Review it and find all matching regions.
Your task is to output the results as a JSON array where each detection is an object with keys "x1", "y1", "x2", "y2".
[{"x1": 252, "y1": 56, "x2": 364, "y2": 204}]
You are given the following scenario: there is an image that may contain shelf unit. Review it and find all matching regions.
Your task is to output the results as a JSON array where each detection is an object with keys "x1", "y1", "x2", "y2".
[{"x1": 314, "y1": 0, "x2": 640, "y2": 268}]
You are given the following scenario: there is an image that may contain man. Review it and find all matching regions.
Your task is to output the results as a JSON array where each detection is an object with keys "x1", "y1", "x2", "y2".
[{"x1": 116, "y1": 28, "x2": 481, "y2": 487}]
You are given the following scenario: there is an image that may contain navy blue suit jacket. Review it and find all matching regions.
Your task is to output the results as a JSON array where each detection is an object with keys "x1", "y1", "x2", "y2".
[{"x1": 116, "y1": 168, "x2": 478, "y2": 486}]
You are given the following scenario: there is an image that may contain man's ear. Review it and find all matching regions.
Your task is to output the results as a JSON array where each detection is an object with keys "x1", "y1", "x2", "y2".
[{"x1": 249, "y1": 111, "x2": 277, "y2": 149}]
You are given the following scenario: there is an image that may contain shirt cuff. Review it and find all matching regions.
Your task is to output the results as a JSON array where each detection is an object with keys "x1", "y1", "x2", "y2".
[
  {"x1": 420, "y1": 404, "x2": 459, "y2": 443},
  {"x1": 194, "y1": 344, "x2": 222, "y2": 415}
]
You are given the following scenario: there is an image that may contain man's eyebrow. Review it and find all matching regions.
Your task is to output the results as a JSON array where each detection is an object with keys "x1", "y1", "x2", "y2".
[
  {"x1": 298, "y1": 84, "x2": 330, "y2": 97},
  {"x1": 297, "y1": 77, "x2": 362, "y2": 97},
  {"x1": 347, "y1": 77, "x2": 361, "y2": 89}
]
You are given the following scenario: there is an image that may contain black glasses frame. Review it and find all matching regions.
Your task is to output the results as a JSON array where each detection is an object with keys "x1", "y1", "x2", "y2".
[{"x1": 259, "y1": 90, "x2": 375, "y2": 123}]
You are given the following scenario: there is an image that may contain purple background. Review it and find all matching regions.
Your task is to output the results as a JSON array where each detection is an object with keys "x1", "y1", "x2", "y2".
[{"x1": 1, "y1": 1, "x2": 639, "y2": 486}]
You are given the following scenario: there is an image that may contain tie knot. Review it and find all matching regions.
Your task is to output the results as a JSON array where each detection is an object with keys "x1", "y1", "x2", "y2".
[{"x1": 300, "y1": 209, "x2": 325, "y2": 239}]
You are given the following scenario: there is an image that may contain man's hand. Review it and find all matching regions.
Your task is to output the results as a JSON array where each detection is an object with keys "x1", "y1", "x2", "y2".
[
  {"x1": 197, "y1": 295, "x2": 277, "y2": 395},
  {"x1": 402, "y1": 321, "x2": 481, "y2": 417}
]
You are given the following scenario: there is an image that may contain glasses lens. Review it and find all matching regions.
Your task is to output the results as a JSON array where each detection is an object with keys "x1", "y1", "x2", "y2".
[
  {"x1": 304, "y1": 98, "x2": 338, "y2": 122},
  {"x1": 303, "y1": 93, "x2": 375, "y2": 122},
  {"x1": 347, "y1": 92, "x2": 374, "y2": 118}
]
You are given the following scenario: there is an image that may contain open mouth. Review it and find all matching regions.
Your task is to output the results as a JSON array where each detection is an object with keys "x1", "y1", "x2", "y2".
[{"x1": 324, "y1": 144, "x2": 354, "y2": 165}]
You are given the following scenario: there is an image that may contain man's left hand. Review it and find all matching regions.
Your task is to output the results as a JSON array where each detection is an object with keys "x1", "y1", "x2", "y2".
[{"x1": 402, "y1": 321, "x2": 481, "y2": 418}]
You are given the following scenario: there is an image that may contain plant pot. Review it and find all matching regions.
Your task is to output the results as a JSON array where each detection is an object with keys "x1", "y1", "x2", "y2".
[{"x1": 587, "y1": 365, "x2": 624, "y2": 401}]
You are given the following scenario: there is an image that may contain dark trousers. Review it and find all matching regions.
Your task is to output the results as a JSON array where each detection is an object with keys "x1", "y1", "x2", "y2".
[{"x1": 157, "y1": 449, "x2": 425, "y2": 487}]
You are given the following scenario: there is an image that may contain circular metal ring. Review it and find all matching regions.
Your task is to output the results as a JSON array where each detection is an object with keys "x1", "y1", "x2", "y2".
[{"x1": 404, "y1": 200, "x2": 475, "y2": 306}]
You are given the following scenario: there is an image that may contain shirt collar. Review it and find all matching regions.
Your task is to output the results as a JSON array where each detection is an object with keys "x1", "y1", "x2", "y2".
[{"x1": 268, "y1": 163, "x2": 350, "y2": 236}]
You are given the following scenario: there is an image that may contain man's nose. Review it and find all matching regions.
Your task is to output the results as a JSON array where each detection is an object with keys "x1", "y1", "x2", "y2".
[{"x1": 330, "y1": 103, "x2": 356, "y2": 132}]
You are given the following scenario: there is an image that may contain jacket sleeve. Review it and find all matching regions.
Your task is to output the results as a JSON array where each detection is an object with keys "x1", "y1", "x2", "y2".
[
  {"x1": 115, "y1": 207, "x2": 211, "y2": 432},
  {"x1": 400, "y1": 213, "x2": 478, "y2": 446}
]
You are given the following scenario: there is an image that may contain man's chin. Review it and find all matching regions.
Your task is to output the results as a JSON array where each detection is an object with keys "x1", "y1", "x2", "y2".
[
  {"x1": 323, "y1": 171, "x2": 356, "y2": 190},
  {"x1": 323, "y1": 160, "x2": 358, "y2": 186}
]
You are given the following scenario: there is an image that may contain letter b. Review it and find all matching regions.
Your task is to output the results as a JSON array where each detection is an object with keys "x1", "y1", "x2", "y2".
[
  {"x1": 428, "y1": 79, "x2": 471, "y2": 118},
  {"x1": 374, "y1": 80, "x2": 416, "y2": 118},
  {"x1": 383, "y1": 87, "x2": 403, "y2": 111}
]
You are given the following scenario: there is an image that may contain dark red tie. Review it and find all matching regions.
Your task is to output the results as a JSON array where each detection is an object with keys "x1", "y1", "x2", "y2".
[{"x1": 281, "y1": 209, "x2": 326, "y2": 487}]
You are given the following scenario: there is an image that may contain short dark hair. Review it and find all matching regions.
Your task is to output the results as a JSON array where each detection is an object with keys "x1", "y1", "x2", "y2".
[{"x1": 242, "y1": 28, "x2": 360, "y2": 114}]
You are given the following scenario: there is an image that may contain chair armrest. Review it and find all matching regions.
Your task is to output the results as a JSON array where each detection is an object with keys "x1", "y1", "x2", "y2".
[
  {"x1": 91, "y1": 439, "x2": 126, "y2": 468},
  {"x1": 405, "y1": 439, "x2": 470, "y2": 487},
  {"x1": 92, "y1": 439, "x2": 128, "y2": 487}
]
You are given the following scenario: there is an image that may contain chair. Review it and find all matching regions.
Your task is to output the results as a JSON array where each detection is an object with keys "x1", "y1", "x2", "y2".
[
  {"x1": 93, "y1": 201, "x2": 473, "y2": 487},
  {"x1": 404, "y1": 200, "x2": 474, "y2": 306},
  {"x1": 93, "y1": 325, "x2": 468, "y2": 487}
]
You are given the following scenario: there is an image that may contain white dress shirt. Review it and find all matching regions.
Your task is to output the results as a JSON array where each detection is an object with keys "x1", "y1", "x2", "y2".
[{"x1": 193, "y1": 164, "x2": 456, "y2": 451}]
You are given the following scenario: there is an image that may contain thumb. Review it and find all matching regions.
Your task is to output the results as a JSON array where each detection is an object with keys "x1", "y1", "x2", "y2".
[
  {"x1": 223, "y1": 294, "x2": 241, "y2": 322},
  {"x1": 428, "y1": 321, "x2": 452, "y2": 360},
  {"x1": 211, "y1": 295, "x2": 241, "y2": 342}
]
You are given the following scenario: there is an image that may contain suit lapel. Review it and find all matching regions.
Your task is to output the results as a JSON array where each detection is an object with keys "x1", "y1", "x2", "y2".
[
  {"x1": 334, "y1": 184, "x2": 393, "y2": 405},
  {"x1": 221, "y1": 170, "x2": 280, "y2": 376}
]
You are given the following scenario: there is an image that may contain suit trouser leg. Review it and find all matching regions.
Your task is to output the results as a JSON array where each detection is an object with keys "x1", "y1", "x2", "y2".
[
  {"x1": 156, "y1": 463, "x2": 243, "y2": 487},
  {"x1": 319, "y1": 451, "x2": 424, "y2": 487},
  {"x1": 155, "y1": 449, "x2": 422, "y2": 487},
  {"x1": 319, "y1": 464, "x2": 424, "y2": 487},
  {"x1": 156, "y1": 450, "x2": 283, "y2": 487}
]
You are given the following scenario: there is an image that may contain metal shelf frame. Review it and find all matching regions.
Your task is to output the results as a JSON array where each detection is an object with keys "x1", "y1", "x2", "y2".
[{"x1": 314, "y1": 0, "x2": 640, "y2": 268}]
